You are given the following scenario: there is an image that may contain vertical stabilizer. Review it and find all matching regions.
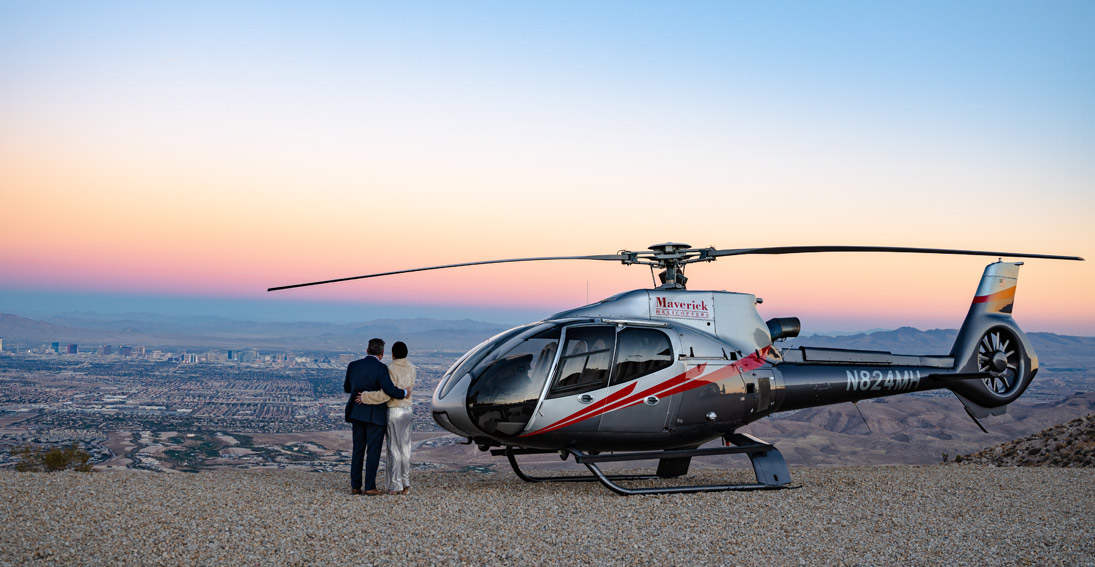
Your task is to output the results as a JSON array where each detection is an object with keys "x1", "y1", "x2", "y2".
[
  {"x1": 948, "y1": 261, "x2": 1038, "y2": 414},
  {"x1": 969, "y1": 261, "x2": 1021, "y2": 315}
]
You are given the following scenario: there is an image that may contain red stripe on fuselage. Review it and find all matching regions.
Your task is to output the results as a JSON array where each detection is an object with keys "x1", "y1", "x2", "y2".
[
  {"x1": 518, "y1": 365, "x2": 704, "y2": 437},
  {"x1": 521, "y1": 347, "x2": 771, "y2": 437},
  {"x1": 653, "y1": 349, "x2": 768, "y2": 399},
  {"x1": 539, "y1": 381, "x2": 639, "y2": 433}
]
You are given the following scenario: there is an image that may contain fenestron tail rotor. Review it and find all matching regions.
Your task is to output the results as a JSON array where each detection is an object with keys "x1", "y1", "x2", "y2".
[
  {"x1": 977, "y1": 328, "x2": 1022, "y2": 396},
  {"x1": 267, "y1": 243, "x2": 1083, "y2": 292}
]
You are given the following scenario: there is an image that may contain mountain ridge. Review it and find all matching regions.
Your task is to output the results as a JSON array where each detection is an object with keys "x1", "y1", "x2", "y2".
[
  {"x1": 0, "y1": 312, "x2": 511, "y2": 351},
  {"x1": 4, "y1": 311, "x2": 1094, "y2": 355}
]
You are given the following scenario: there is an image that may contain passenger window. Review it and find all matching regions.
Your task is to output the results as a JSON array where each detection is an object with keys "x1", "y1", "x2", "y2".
[
  {"x1": 549, "y1": 326, "x2": 615, "y2": 396},
  {"x1": 611, "y1": 328, "x2": 673, "y2": 385}
]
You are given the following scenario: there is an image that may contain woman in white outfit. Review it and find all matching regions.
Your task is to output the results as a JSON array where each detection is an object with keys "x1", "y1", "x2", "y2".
[
  {"x1": 383, "y1": 341, "x2": 416, "y2": 494},
  {"x1": 354, "y1": 341, "x2": 417, "y2": 494}
]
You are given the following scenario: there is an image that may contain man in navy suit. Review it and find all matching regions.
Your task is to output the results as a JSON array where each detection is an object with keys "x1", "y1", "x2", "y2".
[{"x1": 344, "y1": 338, "x2": 408, "y2": 495}]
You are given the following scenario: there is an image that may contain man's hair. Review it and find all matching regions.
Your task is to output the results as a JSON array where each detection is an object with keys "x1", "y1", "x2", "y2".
[
  {"x1": 391, "y1": 341, "x2": 408, "y2": 359},
  {"x1": 366, "y1": 338, "x2": 384, "y2": 356}
]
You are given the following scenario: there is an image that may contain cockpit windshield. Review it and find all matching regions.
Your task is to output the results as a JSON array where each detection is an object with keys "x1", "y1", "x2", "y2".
[
  {"x1": 438, "y1": 324, "x2": 535, "y2": 400},
  {"x1": 465, "y1": 324, "x2": 563, "y2": 437}
]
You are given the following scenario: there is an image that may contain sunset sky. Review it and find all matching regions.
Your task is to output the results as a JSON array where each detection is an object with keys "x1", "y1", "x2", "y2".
[{"x1": 2, "y1": 2, "x2": 1092, "y2": 334}]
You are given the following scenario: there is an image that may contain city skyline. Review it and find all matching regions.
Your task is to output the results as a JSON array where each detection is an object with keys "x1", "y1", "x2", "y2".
[{"x1": 3, "y1": 2, "x2": 1092, "y2": 334}]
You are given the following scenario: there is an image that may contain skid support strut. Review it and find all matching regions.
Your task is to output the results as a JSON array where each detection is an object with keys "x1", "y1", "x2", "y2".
[{"x1": 492, "y1": 433, "x2": 792, "y2": 496}]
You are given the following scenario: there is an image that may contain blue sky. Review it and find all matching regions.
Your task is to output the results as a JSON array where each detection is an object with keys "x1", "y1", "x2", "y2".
[{"x1": 2, "y1": 1, "x2": 1092, "y2": 332}]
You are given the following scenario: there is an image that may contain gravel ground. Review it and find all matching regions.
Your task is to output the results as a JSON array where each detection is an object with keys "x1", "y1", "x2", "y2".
[{"x1": 2, "y1": 465, "x2": 1093, "y2": 566}]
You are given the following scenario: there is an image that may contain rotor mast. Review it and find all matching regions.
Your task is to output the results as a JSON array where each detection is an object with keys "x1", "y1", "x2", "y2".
[{"x1": 624, "y1": 242, "x2": 712, "y2": 290}]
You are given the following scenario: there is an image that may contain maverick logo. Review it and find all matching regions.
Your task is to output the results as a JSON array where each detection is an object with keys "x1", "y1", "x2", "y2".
[{"x1": 652, "y1": 296, "x2": 711, "y2": 320}]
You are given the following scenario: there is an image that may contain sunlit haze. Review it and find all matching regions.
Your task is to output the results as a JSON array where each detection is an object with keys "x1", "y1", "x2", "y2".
[{"x1": 2, "y1": 2, "x2": 1092, "y2": 334}]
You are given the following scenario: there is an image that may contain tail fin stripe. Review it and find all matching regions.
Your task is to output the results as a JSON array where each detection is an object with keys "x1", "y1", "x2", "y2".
[{"x1": 972, "y1": 286, "x2": 1016, "y2": 304}]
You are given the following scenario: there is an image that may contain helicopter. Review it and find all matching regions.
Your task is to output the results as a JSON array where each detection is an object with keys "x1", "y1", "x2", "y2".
[{"x1": 269, "y1": 243, "x2": 1083, "y2": 494}]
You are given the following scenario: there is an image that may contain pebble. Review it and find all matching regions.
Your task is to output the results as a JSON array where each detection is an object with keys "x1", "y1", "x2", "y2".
[{"x1": 1, "y1": 465, "x2": 1093, "y2": 566}]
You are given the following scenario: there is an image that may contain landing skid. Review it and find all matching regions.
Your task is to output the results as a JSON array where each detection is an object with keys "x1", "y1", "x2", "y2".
[
  {"x1": 491, "y1": 433, "x2": 792, "y2": 496},
  {"x1": 493, "y1": 447, "x2": 664, "y2": 483}
]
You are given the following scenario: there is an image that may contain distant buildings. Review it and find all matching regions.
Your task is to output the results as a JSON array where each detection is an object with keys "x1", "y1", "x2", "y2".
[
  {"x1": 5, "y1": 338, "x2": 335, "y2": 369},
  {"x1": 237, "y1": 350, "x2": 259, "y2": 363},
  {"x1": 205, "y1": 351, "x2": 227, "y2": 363}
]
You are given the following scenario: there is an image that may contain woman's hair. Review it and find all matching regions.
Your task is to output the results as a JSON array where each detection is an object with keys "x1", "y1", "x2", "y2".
[{"x1": 392, "y1": 341, "x2": 408, "y2": 359}]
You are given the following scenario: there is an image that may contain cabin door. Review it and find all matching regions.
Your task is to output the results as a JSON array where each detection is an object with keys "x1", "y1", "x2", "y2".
[{"x1": 598, "y1": 327, "x2": 678, "y2": 433}]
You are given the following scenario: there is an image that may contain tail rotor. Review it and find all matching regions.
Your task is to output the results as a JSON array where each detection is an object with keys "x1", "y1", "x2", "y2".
[{"x1": 976, "y1": 327, "x2": 1025, "y2": 397}]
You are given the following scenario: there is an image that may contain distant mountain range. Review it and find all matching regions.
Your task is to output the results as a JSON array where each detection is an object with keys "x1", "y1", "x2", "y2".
[
  {"x1": 2, "y1": 311, "x2": 1093, "y2": 359},
  {"x1": 786, "y1": 326, "x2": 1095, "y2": 364},
  {"x1": 0, "y1": 312, "x2": 510, "y2": 352}
]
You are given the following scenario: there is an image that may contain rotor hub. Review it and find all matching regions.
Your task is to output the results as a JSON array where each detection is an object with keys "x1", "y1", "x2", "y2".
[
  {"x1": 641, "y1": 243, "x2": 703, "y2": 289},
  {"x1": 990, "y1": 351, "x2": 1009, "y2": 373},
  {"x1": 647, "y1": 242, "x2": 692, "y2": 255}
]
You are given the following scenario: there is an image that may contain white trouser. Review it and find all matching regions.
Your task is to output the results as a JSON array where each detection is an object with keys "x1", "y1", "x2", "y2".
[{"x1": 385, "y1": 406, "x2": 413, "y2": 491}]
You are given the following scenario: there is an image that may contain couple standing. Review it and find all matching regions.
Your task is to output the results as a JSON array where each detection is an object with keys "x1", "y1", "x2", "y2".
[{"x1": 343, "y1": 338, "x2": 417, "y2": 495}]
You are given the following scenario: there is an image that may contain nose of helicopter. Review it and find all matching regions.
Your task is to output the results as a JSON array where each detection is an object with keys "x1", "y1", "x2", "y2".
[
  {"x1": 431, "y1": 386, "x2": 477, "y2": 438},
  {"x1": 432, "y1": 412, "x2": 474, "y2": 437},
  {"x1": 430, "y1": 362, "x2": 482, "y2": 438}
]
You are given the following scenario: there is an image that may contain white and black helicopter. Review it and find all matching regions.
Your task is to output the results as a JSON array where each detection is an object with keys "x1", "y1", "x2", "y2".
[{"x1": 270, "y1": 244, "x2": 1082, "y2": 494}]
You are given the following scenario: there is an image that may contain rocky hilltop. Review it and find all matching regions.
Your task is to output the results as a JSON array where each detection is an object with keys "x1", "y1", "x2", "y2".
[
  {"x1": 963, "y1": 413, "x2": 1095, "y2": 467},
  {"x1": 2, "y1": 465, "x2": 1093, "y2": 566}
]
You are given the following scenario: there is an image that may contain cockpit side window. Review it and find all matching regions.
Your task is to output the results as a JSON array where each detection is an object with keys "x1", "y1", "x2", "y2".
[
  {"x1": 611, "y1": 328, "x2": 673, "y2": 386},
  {"x1": 548, "y1": 326, "x2": 614, "y2": 397}
]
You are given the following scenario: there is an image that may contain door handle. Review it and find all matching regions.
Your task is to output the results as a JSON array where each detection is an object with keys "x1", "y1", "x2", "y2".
[{"x1": 578, "y1": 394, "x2": 595, "y2": 404}]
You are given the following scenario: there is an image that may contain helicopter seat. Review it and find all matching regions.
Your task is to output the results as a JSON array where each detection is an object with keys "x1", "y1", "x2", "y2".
[
  {"x1": 531, "y1": 342, "x2": 558, "y2": 380},
  {"x1": 566, "y1": 340, "x2": 589, "y2": 356}
]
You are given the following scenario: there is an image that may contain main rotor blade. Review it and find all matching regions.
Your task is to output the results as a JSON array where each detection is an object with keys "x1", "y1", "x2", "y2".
[
  {"x1": 703, "y1": 246, "x2": 1084, "y2": 262},
  {"x1": 267, "y1": 254, "x2": 630, "y2": 292}
]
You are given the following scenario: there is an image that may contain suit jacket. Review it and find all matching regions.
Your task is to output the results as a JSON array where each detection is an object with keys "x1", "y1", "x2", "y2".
[{"x1": 344, "y1": 356, "x2": 406, "y2": 425}]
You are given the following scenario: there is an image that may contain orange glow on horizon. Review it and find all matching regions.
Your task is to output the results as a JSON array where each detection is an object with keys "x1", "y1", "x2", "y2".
[{"x1": 3, "y1": 3, "x2": 1092, "y2": 334}]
